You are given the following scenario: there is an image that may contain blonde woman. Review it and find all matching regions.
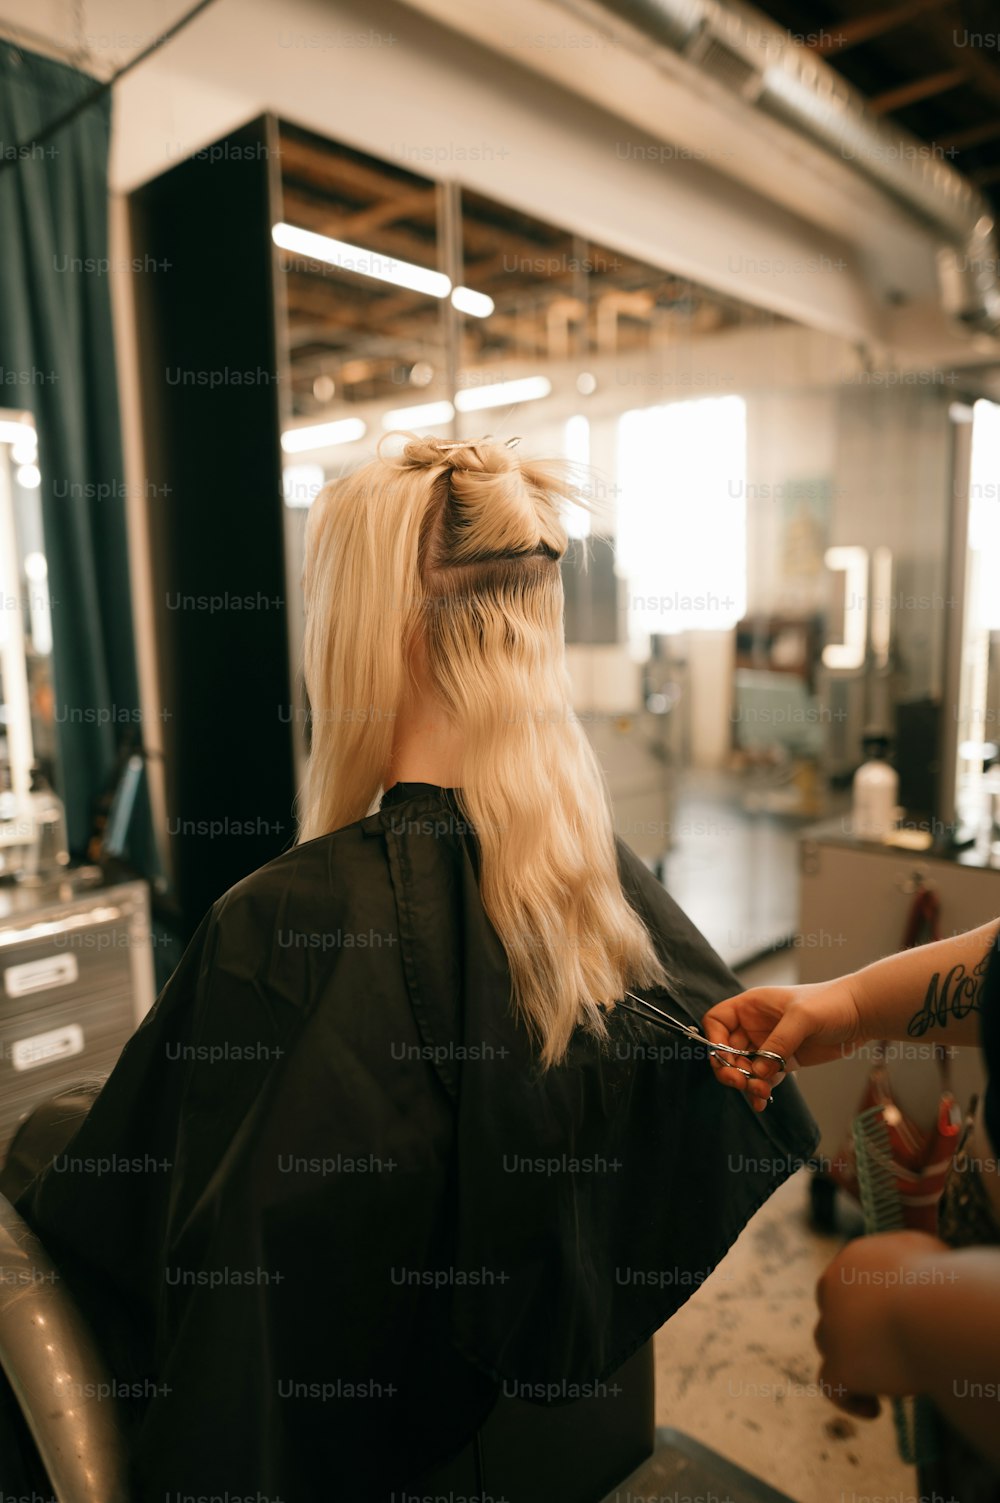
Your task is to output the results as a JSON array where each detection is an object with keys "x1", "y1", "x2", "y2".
[{"x1": 18, "y1": 435, "x2": 816, "y2": 1503}]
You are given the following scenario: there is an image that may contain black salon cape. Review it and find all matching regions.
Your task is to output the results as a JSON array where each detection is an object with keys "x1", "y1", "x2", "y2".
[{"x1": 17, "y1": 783, "x2": 818, "y2": 1500}]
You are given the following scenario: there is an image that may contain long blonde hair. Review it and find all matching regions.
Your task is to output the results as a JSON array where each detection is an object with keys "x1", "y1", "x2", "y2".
[{"x1": 298, "y1": 432, "x2": 668, "y2": 1065}]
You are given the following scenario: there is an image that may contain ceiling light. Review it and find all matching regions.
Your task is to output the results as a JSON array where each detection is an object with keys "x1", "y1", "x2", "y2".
[
  {"x1": 0, "y1": 421, "x2": 36, "y2": 448},
  {"x1": 451, "y1": 286, "x2": 494, "y2": 318},
  {"x1": 381, "y1": 400, "x2": 455, "y2": 430},
  {"x1": 272, "y1": 222, "x2": 450, "y2": 299},
  {"x1": 281, "y1": 418, "x2": 367, "y2": 455},
  {"x1": 15, "y1": 464, "x2": 41, "y2": 490},
  {"x1": 454, "y1": 376, "x2": 552, "y2": 413}
]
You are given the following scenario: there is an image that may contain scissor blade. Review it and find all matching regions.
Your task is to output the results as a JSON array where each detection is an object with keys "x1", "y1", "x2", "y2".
[
  {"x1": 622, "y1": 992, "x2": 704, "y2": 1041},
  {"x1": 619, "y1": 995, "x2": 756, "y2": 1078}
]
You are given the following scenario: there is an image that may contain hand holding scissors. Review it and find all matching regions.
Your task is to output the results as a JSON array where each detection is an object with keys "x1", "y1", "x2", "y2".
[
  {"x1": 617, "y1": 991, "x2": 786, "y2": 1108},
  {"x1": 701, "y1": 978, "x2": 867, "y2": 1111}
]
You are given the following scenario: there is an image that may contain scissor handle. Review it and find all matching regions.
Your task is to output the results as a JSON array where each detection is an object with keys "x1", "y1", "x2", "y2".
[
  {"x1": 708, "y1": 1041, "x2": 786, "y2": 1072},
  {"x1": 751, "y1": 1048, "x2": 786, "y2": 1069},
  {"x1": 710, "y1": 1053, "x2": 754, "y2": 1081},
  {"x1": 706, "y1": 1039, "x2": 749, "y2": 1060}
]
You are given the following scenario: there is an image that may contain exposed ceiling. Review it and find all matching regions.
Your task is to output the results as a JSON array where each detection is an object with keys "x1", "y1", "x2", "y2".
[
  {"x1": 277, "y1": 119, "x2": 785, "y2": 419},
  {"x1": 751, "y1": 0, "x2": 1000, "y2": 215}
]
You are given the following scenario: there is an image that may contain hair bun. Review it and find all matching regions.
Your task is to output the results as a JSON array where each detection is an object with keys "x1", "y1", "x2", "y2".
[
  {"x1": 384, "y1": 430, "x2": 571, "y2": 565},
  {"x1": 396, "y1": 432, "x2": 519, "y2": 477}
]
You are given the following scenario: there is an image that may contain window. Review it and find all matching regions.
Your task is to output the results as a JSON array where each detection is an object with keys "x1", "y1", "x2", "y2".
[{"x1": 616, "y1": 395, "x2": 747, "y2": 639}]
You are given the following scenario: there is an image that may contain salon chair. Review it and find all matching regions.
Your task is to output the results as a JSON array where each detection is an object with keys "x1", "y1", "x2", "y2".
[
  {"x1": 0, "y1": 1190, "x2": 129, "y2": 1502},
  {"x1": 419, "y1": 1337, "x2": 798, "y2": 1503},
  {"x1": 0, "y1": 1087, "x2": 796, "y2": 1503},
  {"x1": 0, "y1": 1081, "x2": 129, "y2": 1502}
]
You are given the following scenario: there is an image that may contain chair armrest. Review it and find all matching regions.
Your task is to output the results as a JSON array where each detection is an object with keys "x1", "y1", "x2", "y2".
[{"x1": 0, "y1": 1193, "x2": 129, "y2": 1503}]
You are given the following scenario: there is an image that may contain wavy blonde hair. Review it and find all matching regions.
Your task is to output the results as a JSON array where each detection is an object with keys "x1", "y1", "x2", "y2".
[{"x1": 298, "y1": 432, "x2": 668, "y2": 1065}]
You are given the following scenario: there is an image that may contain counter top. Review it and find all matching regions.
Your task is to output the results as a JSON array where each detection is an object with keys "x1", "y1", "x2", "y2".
[
  {"x1": 801, "y1": 816, "x2": 1000, "y2": 873},
  {"x1": 0, "y1": 865, "x2": 112, "y2": 925}
]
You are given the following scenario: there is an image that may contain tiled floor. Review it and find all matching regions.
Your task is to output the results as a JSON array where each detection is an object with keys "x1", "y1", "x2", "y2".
[
  {"x1": 653, "y1": 1169, "x2": 915, "y2": 1503},
  {"x1": 649, "y1": 769, "x2": 916, "y2": 1501},
  {"x1": 651, "y1": 946, "x2": 915, "y2": 1503},
  {"x1": 659, "y1": 767, "x2": 833, "y2": 970}
]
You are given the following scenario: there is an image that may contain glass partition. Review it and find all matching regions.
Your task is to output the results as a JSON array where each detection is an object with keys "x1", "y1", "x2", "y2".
[{"x1": 268, "y1": 117, "x2": 959, "y2": 914}]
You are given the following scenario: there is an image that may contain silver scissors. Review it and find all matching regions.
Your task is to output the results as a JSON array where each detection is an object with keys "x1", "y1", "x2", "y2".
[{"x1": 618, "y1": 991, "x2": 786, "y2": 1081}]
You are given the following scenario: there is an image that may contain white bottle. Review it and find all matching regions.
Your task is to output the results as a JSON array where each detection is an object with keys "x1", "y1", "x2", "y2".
[
  {"x1": 23, "y1": 766, "x2": 69, "y2": 881},
  {"x1": 852, "y1": 733, "x2": 899, "y2": 840}
]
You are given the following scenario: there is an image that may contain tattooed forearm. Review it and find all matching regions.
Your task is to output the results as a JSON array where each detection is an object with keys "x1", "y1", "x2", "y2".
[{"x1": 907, "y1": 941, "x2": 993, "y2": 1038}]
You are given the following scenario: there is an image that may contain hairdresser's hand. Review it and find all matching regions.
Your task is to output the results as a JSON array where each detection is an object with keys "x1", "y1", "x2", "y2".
[
  {"x1": 701, "y1": 977, "x2": 864, "y2": 1110},
  {"x1": 814, "y1": 1230, "x2": 950, "y2": 1419}
]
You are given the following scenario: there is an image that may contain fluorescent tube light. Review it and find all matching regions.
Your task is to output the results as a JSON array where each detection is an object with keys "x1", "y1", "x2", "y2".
[
  {"x1": 454, "y1": 376, "x2": 552, "y2": 413},
  {"x1": 272, "y1": 222, "x2": 450, "y2": 299},
  {"x1": 381, "y1": 400, "x2": 455, "y2": 430},
  {"x1": 281, "y1": 418, "x2": 367, "y2": 455},
  {"x1": 451, "y1": 287, "x2": 494, "y2": 318}
]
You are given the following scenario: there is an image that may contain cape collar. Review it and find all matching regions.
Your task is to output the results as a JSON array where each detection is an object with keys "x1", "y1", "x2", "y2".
[{"x1": 380, "y1": 782, "x2": 461, "y2": 809}]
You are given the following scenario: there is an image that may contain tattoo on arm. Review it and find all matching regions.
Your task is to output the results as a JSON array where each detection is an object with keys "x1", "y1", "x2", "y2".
[{"x1": 907, "y1": 939, "x2": 994, "y2": 1038}]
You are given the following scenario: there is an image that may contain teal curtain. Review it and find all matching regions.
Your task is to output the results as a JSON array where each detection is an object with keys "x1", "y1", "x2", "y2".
[{"x1": 0, "y1": 42, "x2": 155, "y2": 872}]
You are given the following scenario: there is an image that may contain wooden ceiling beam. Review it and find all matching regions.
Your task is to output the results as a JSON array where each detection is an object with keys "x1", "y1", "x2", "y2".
[
  {"x1": 920, "y1": 16, "x2": 1000, "y2": 110},
  {"x1": 811, "y1": 0, "x2": 951, "y2": 55},
  {"x1": 280, "y1": 194, "x2": 439, "y2": 270},
  {"x1": 335, "y1": 188, "x2": 437, "y2": 239},
  {"x1": 285, "y1": 314, "x2": 437, "y2": 348},
  {"x1": 868, "y1": 67, "x2": 967, "y2": 113},
  {"x1": 283, "y1": 187, "x2": 569, "y2": 273},
  {"x1": 284, "y1": 295, "x2": 443, "y2": 341},
  {"x1": 939, "y1": 118, "x2": 1000, "y2": 150},
  {"x1": 278, "y1": 132, "x2": 433, "y2": 203}
]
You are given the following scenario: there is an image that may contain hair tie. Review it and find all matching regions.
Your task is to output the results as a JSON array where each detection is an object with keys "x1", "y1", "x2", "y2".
[{"x1": 434, "y1": 435, "x2": 521, "y2": 452}]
